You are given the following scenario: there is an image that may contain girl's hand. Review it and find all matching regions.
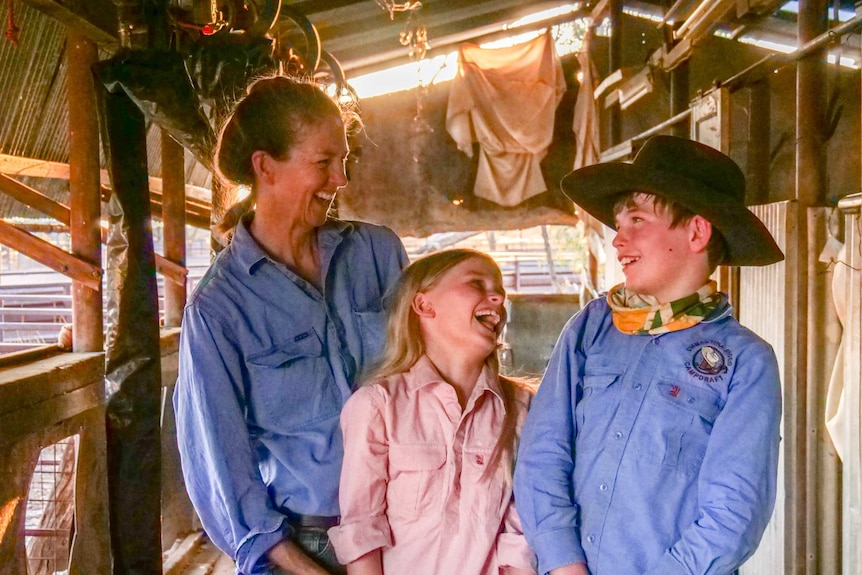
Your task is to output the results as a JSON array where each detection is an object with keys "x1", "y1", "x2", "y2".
[{"x1": 346, "y1": 549, "x2": 383, "y2": 575}]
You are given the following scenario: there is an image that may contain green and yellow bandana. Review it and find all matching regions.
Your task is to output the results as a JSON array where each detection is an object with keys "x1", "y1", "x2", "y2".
[{"x1": 607, "y1": 280, "x2": 721, "y2": 335}]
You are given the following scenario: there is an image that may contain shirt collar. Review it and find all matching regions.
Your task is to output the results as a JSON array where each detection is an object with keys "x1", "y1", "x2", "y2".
[
  {"x1": 702, "y1": 293, "x2": 733, "y2": 323},
  {"x1": 231, "y1": 214, "x2": 354, "y2": 275},
  {"x1": 406, "y1": 355, "x2": 504, "y2": 404}
]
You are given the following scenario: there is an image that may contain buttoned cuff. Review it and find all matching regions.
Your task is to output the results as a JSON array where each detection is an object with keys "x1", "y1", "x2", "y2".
[
  {"x1": 235, "y1": 518, "x2": 293, "y2": 575},
  {"x1": 497, "y1": 532, "x2": 538, "y2": 573},
  {"x1": 327, "y1": 514, "x2": 392, "y2": 564},
  {"x1": 532, "y1": 527, "x2": 586, "y2": 575}
]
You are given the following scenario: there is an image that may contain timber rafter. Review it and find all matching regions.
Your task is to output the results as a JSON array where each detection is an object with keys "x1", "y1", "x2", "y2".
[
  {"x1": 0, "y1": 171, "x2": 191, "y2": 287},
  {"x1": 22, "y1": 0, "x2": 119, "y2": 45}
]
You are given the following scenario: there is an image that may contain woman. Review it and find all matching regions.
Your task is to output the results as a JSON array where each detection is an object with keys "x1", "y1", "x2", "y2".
[
  {"x1": 329, "y1": 249, "x2": 537, "y2": 575},
  {"x1": 174, "y1": 75, "x2": 408, "y2": 575}
]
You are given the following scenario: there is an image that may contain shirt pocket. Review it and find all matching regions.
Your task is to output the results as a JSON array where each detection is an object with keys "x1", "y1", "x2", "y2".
[
  {"x1": 245, "y1": 329, "x2": 340, "y2": 433},
  {"x1": 387, "y1": 443, "x2": 447, "y2": 519},
  {"x1": 462, "y1": 446, "x2": 504, "y2": 517},
  {"x1": 636, "y1": 381, "x2": 723, "y2": 470},
  {"x1": 576, "y1": 372, "x2": 622, "y2": 452}
]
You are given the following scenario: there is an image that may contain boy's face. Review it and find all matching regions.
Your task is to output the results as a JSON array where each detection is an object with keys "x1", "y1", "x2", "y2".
[{"x1": 612, "y1": 193, "x2": 710, "y2": 303}]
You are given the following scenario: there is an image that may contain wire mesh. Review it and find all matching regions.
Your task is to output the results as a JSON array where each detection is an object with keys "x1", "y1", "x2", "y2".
[{"x1": 24, "y1": 434, "x2": 79, "y2": 575}]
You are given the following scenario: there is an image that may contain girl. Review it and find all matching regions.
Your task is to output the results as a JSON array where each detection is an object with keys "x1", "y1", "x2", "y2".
[{"x1": 328, "y1": 249, "x2": 537, "y2": 575}]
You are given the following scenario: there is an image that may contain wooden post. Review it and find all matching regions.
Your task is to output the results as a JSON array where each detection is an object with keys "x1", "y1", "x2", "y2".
[
  {"x1": 67, "y1": 31, "x2": 103, "y2": 352},
  {"x1": 789, "y1": 0, "x2": 835, "y2": 574},
  {"x1": 669, "y1": 61, "x2": 689, "y2": 138},
  {"x1": 608, "y1": 0, "x2": 623, "y2": 147},
  {"x1": 161, "y1": 131, "x2": 186, "y2": 327},
  {"x1": 747, "y1": 81, "x2": 771, "y2": 205}
]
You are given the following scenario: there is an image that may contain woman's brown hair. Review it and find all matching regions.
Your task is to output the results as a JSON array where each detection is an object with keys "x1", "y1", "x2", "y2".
[{"x1": 213, "y1": 75, "x2": 359, "y2": 238}]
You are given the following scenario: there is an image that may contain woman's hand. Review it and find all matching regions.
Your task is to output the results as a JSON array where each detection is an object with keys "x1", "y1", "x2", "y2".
[
  {"x1": 267, "y1": 539, "x2": 332, "y2": 575},
  {"x1": 346, "y1": 549, "x2": 383, "y2": 575}
]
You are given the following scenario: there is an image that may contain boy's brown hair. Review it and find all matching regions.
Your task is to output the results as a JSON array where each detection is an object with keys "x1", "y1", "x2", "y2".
[{"x1": 613, "y1": 191, "x2": 727, "y2": 272}]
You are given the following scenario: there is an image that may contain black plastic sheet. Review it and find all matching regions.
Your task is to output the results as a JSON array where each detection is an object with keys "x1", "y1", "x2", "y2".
[
  {"x1": 96, "y1": 48, "x2": 216, "y2": 170},
  {"x1": 94, "y1": 60, "x2": 163, "y2": 574},
  {"x1": 185, "y1": 35, "x2": 277, "y2": 110}
]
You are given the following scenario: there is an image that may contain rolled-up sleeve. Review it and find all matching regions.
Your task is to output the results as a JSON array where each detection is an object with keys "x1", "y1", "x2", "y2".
[
  {"x1": 329, "y1": 386, "x2": 393, "y2": 564},
  {"x1": 497, "y1": 496, "x2": 538, "y2": 573},
  {"x1": 174, "y1": 303, "x2": 290, "y2": 575}
]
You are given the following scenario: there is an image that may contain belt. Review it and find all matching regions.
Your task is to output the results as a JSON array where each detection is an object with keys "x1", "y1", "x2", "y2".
[{"x1": 289, "y1": 513, "x2": 340, "y2": 529}]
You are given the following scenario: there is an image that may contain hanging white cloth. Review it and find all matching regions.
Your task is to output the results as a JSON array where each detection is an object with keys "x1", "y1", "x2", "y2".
[
  {"x1": 570, "y1": 30, "x2": 605, "y2": 295},
  {"x1": 825, "y1": 244, "x2": 856, "y2": 460},
  {"x1": 446, "y1": 31, "x2": 565, "y2": 206}
]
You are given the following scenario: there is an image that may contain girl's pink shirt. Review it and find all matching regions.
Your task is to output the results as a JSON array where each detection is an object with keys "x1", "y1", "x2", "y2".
[{"x1": 329, "y1": 355, "x2": 537, "y2": 575}]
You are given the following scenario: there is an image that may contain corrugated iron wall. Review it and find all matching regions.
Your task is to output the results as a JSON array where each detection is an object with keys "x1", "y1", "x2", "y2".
[
  {"x1": 0, "y1": 3, "x2": 67, "y2": 163},
  {"x1": 738, "y1": 202, "x2": 791, "y2": 574}
]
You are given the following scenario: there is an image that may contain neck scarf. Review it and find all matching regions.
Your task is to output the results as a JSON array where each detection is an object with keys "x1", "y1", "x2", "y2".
[{"x1": 607, "y1": 280, "x2": 721, "y2": 335}]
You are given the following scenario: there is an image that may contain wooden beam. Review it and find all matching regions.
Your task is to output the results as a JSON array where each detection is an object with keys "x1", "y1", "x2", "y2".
[
  {"x1": 155, "y1": 254, "x2": 189, "y2": 286},
  {"x1": 0, "y1": 174, "x2": 71, "y2": 224},
  {"x1": 0, "y1": 221, "x2": 101, "y2": 291},
  {"x1": 0, "y1": 352, "x2": 103, "y2": 415},
  {"x1": 0, "y1": 153, "x2": 212, "y2": 202},
  {"x1": 97, "y1": 227, "x2": 187, "y2": 284},
  {"x1": 0, "y1": 153, "x2": 210, "y2": 229},
  {"x1": 22, "y1": 0, "x2": 118, "y2": 45},
  {"x1": 590, "y1": 0, "x2": 611, "y2": 21},
  {"x1": 0, "y1": 154, "x2": 70, "y2": 179}
]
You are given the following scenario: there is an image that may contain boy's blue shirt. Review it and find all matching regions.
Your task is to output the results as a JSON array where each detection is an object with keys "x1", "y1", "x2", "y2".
[{"x1": 514, "y1": 295, "x2": 782, "y2": 575}]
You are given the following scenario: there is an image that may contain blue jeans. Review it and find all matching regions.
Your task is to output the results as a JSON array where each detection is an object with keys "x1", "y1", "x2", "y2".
[{"x1": 276, "y1": 526, "x2": 345, "y2": 575}]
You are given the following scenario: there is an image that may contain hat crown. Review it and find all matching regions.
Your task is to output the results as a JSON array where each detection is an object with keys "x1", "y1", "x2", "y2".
[{"x1": 632, "y1": 136, "x2": 745, "y2": 205}]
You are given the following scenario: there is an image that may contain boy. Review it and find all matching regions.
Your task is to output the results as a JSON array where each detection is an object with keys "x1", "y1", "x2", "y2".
[{"x1": 513, "y1": 136, "x2": 784, "y2": 575}]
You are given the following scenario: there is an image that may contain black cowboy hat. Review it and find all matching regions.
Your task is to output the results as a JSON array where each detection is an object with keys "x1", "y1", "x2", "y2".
[{"x1": 560, "y1": 135, "x2": 784, "y2": 266}]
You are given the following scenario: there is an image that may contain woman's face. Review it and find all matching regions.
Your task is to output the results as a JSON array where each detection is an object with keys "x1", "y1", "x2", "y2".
[{"x1": 259, "y1": 115, "x2": 349, "y2": 231}]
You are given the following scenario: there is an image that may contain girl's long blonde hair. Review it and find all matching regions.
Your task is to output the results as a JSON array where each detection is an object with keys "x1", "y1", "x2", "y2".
[{"x1": 367, "y1": 249, "x2": 527, "y2": 482}]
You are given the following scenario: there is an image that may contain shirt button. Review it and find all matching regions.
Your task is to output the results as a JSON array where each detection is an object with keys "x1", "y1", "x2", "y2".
[
  {"x1": 587, "y1": 534, "x2": 596, "y2": 543},
  {"x1": 633, "y1": 383, "x2": 642, "y2": 390},
  {"x1": 599, "y1": 483, "x2": 608, "y2": 492},
  {"x1": 615, "y1": 431, "x2": 623, "y2": 439},
  {"x1": 687, "y1": 397, "x2": 696, "y2": 404}
]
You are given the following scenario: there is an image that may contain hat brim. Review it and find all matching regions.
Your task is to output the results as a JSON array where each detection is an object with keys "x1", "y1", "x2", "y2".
[{"x1": 561, "y1": 163, "x2": 784, "y2": 266}]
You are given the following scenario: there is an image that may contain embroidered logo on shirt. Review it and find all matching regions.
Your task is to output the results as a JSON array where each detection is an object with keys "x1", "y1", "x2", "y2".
[
  {"x1": 684, "y1": 340, "x2": 733, "y2": 382},
  {"x1": 475, "y1": 454, "x2": 484, "y2": 465},
  {"x1": 670, "y1": 385, "x2": 681, "y2": 397}
]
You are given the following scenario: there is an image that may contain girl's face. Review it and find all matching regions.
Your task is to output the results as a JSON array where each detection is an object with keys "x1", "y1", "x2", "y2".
[
  {"x1": 257, "y1": 115, "x2": 349, "y2": 231},
  {"x1": 415, "y1": 257, "x2": 507, "y2": 359}
]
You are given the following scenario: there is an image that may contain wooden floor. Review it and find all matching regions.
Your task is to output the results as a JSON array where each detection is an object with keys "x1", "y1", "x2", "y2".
[{"x1": 165, "y1": 533, "x2": 236, "y2": 575}]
